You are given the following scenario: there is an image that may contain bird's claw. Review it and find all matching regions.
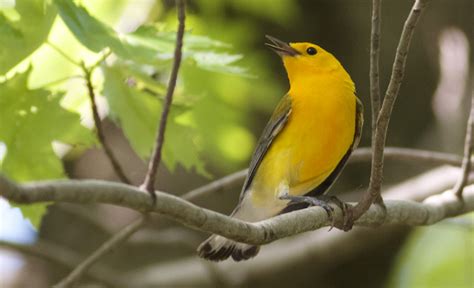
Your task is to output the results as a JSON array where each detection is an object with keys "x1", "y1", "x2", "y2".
[{"x1": 279, "y1": 194, "x2": 350, "y2": 231}]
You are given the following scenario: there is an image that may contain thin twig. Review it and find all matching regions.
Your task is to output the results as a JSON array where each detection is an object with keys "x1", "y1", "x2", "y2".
[
  {"x1": 351, "y1": 147, "x2": 462, "y2": 166},
  {"x1": 0, "y1": 240, "x2": 121, "y2": 287},
  {"x1": 368, "y1": 0, "x2": 383, "y2": 209},
  {"x1": 90, "y1": 48, "x2": 112, "y2": 70},
  {"x1": 142, "y1": 0, "x2": 186, "y2": 196},
  {"x1": 369, "y1": 0, "x2": 382, "y2": 131},
  {"x1": 54, "y1": 2, "x2": 187, "y2": 286},
  {"x1": 1, "y1": 175, "x2": 472, "y2": 246},
  {"x1": 54, "y1": 216, "x2": 147, "y2": 288},
  {"x1": 352, "y1": 0, "x2": 430, "y2": 222},
  {"x1": 182, "y1": 169, "x2": 248, "y2": 201},
  {"x1": 82, "y1": 64, "x2": 132, "y2": 184},
  {"x1": 453, "y1": 93, "x2": 474, "y2": 198}
]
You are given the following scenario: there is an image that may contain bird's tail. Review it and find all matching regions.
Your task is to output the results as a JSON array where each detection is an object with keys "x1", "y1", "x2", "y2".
[{"x1": 197, "y1": 234, "x2": 260, "y2": 262}]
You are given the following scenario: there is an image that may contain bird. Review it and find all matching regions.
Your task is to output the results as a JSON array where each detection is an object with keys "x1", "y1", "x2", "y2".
[{"x1": 197, "y1": 35, "x2": 363, "y2": 262}]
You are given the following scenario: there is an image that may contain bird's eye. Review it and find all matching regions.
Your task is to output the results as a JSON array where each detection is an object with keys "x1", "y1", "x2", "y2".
[{"x1": 306, "y1": 47, "x2": 317, "y2": 55}]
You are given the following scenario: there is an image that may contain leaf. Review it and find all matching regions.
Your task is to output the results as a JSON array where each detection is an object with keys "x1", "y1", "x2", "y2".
[
  {"x1": 14, "y1": 204, "x2": 48, "y2": 229},
  {"x1": 55, "y1": 0, "x2": 163, "y2": 64},
  {"x1": 54, "y1": 0, "x2": 122, "y2": 52},
  {"x1": 191, "y1": 52, "x2": 251, "y2": 76},
  {"x1": 0, "y1": 68, "x2": 95, "y2": 228},
  {"x1": 387, "y1": 216, "x2": 474, "y2": 288},
  {"x1": 102, "y1": 64, "x2": 209, "y2": 176},
  {"x1": 0, "y1": 0, "x2": 57, "y2": 74},
  {"x1": 55, "y1": 0, "x2": 247, "y2": 75}
]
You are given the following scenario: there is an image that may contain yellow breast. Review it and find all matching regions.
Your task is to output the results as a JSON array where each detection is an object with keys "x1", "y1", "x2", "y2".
[{"x1": 250, "y1": 73, "x2": 356, "y2": 204}]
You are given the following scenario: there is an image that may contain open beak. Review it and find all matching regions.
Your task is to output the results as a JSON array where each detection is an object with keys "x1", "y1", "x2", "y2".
[{"x1": 265, "y1": 35, "x2": 300, "y2": 57}]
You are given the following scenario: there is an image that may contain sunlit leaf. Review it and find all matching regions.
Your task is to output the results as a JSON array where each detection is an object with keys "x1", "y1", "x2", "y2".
[
  {"x1": 102, "y1": 64, "x2": 209, "y2": 176},
  {"x1": 55, "y1": 0, "x2": 247, "y2": 75},
  {"x1": 0, "y1": 68, "x2": 95, "y2": 228},
  {"x1": 0, "y1": 0, "x2": 56, "y2": 74}
]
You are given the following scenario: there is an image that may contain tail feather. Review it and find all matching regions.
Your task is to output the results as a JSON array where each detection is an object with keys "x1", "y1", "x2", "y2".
[{"x1": 197, "y1": 235, "x2": 260, "y2": 262}]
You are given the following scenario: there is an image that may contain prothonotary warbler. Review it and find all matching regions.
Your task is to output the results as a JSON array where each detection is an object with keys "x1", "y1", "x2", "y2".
[{"x1": 198, "y1": 35, "x2": 363, "y2": 261}]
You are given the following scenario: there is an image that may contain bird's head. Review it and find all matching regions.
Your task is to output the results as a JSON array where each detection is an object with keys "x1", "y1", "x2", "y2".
[{"x1": 265, "y1": 35, "x2": 344, "y2": 83}]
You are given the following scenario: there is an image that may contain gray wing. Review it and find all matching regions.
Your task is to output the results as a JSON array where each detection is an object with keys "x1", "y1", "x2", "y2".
[{"x1": 239, "y1": 94, "x2": 292, "y2": 202}]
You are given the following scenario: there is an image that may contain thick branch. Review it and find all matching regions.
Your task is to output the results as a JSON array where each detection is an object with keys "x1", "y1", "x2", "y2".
[
  {"x1": 142, "y1": 0, "x2": 186, "y2": 195},
  {"x1": 453, "y1": 93, "x2": 474, "y2": 197},
  {"x1": 83, "y1": 65, "x2": 132, "y2": 184},
  {"x1": 122, "y1": 166, "x2": 474, "y2": 286},
  {"x1": 354, "y1": 0, "x2": 430, "y2": 219},
  {"x1": 1, "y1": 175, "x2": 472, "y2": 246}
]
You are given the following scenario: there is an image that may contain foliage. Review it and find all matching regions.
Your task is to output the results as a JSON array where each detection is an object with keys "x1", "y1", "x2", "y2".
[
  {"x1": 0, "y1": 0, "x2": 286, "y2": 227},
  {"x1": 388, "y1": 214, "x2": 474, "y2": 288},
  {"x1": 0, "y1": 68, "x2": 95, "y2": 228},
  {"x1": 0, "y1": 0, "x2": 56, "y2": 74}
]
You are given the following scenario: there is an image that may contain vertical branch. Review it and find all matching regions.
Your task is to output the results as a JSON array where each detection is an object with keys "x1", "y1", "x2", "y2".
[
  {"x1": 142, "y1": 0, "x2": 186, "y2": 196},
  {"x1": 351, "y1": 0, "x2": 430, "y2": 221},
  {"x1": 453, "y1": 92, "x2": 474, "y2": 198},
  {"x1": 53, "y1": 2, "x2": 187, "y2": 286},
  {"x1": 83, "y1": 65, "x2": 132, "y2": 185},
  {"x1": 369, "y1": 0, "x2": 384, "y2": 208},
  {"x1": 369, "y1": 0, "x2": 382, "y2": 129}
]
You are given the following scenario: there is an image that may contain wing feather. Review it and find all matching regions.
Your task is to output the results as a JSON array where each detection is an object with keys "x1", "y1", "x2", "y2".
[{"x1": 239, "y1": 94, "x2": 292, "y2": 202}]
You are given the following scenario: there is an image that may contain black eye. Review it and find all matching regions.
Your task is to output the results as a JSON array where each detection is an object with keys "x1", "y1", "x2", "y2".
[{"x1": 306, "y1": 47, "x2": 317, "y2": 55}]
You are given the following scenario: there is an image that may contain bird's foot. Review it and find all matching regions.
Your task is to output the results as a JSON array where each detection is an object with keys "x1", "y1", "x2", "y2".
[{"x1": 279, "y1": 194, "x2": 350, "y2": 231}]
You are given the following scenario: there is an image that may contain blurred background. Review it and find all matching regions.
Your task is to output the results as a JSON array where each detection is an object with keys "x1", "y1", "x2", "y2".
[{"x1": 0, "y1": 0, "x2": 473, "y2": 287}]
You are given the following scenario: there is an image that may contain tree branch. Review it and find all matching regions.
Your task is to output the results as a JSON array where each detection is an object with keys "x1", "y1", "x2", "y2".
[
  {"x1": 54, "y1": 216, "x2": 146, "y2": 288},
  {"x1": 82, "y1": 64, "x2": 132, "y2": 184},
  {"x1": 1, "y1": 174, "x2": 472, "y2": 246},
  {"x1": 453, "y1": 92, "x2": 474, "y2": 198},
  {"x1": 122, "y1": 166, "x2": 473, "y2": 287},
  {"x1": 181, "y1": 169, "x2": 248, "y2": 201},
  {"x1": 0, "y1": 239, "x2": 121, "y2": 287},
  {"x1": 353, "y1": 0, "x2": 431, "y2": 221},
  {"x1": 350, "y1": 147, "x2": 462, "y2": 166},
  {"x1": 369, "y1": 0, "x2": 382, "y2": 131},
  {"x1": 54, "y1": 2, "x2": 187, "y2": 285},
  {"x1": 142, "y1": 0, "x2": 186, "y2": 196}
]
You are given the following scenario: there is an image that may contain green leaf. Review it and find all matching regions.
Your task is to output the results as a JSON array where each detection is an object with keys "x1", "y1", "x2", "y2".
[
  {"x1": 191, "y1": 52, "x2": 251, "y2": 76},
  {"x1": 0, "y1": 0, "x2": 57, "y2": 74},
  {"x1": 55, "y1": 0, "x2": 163, "y2": 64},
  {"x1": 0, "y1": 67, "x2": 95, "y2": 228},
  {"x1": 54, "y1": 0, "x2": 123, "y2": 52},
  {"x1": 55, "y1": 0, "x2": 247, "y2": 75},
  {"x1": 387, "y1": 215, "x2": 474, "y2": 288},
  {"x1": 102, "y1": 64, "x2": 209, "y2": 176},
  {"x1": 14, "y1": 204, "x2": 48, "y2": 229}
]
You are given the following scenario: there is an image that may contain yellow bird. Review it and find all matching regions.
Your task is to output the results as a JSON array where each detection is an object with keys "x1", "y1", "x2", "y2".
[{"x1": 198, "y1": 35, "x2": 363, "y2": 261}]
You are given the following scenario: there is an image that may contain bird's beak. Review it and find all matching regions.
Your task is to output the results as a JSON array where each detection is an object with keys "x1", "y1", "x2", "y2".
[{"x1": 265, "y1": 35, "x2": 300, "y2": 57}]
